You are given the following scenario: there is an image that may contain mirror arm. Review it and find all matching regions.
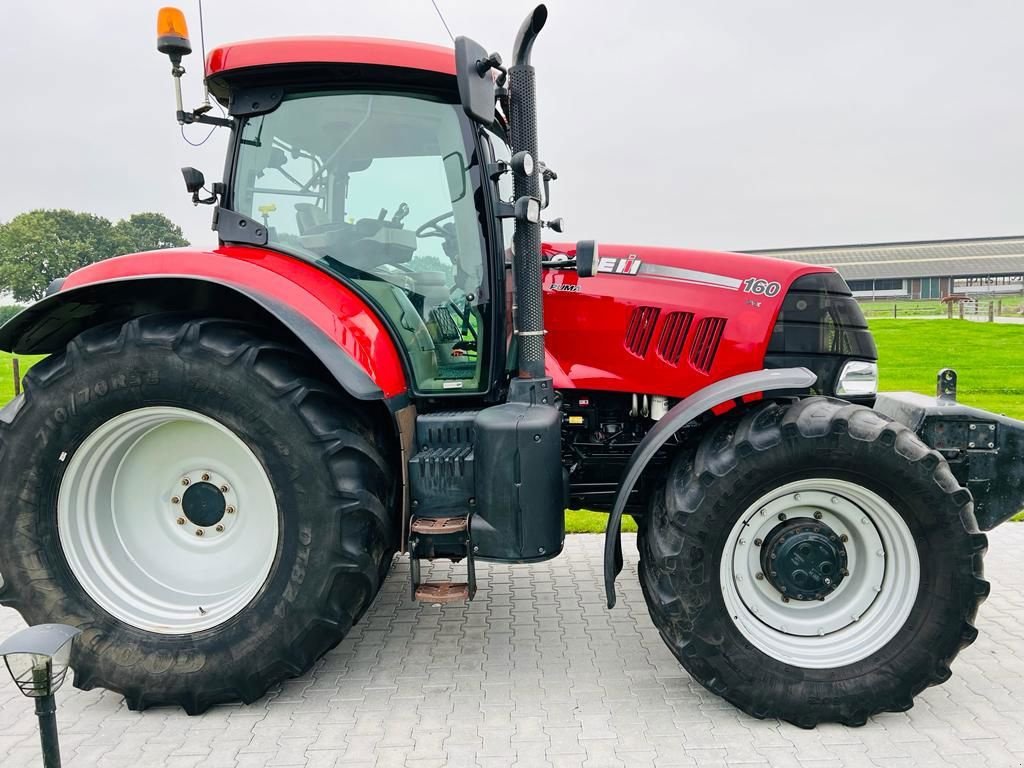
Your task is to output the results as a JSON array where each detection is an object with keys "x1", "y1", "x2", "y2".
[
  {"x1": 179, "y1": 110, "x2": 233, "y2": 128},
  {"x1": 192, "y1": 182, "x2": 221, "y2": 207},
  {"x1": 537, "y1": 163, "x2": 557, "y2": 209},
  {"x1": 487, "y1": 161, "x2": 509, "y2": 181}
]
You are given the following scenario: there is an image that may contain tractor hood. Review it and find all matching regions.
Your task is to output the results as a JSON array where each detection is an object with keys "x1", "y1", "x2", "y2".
[{"x1": 540, "y1": 241, "x2": 848, "y2": 399}]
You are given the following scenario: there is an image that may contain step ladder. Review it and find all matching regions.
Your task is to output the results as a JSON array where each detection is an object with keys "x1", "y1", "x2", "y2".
[{"x1": 409, "y1": 515, "x2": 477, "y2": 604}]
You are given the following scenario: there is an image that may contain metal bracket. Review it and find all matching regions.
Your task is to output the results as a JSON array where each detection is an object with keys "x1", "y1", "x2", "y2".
[
  {"x1": 937, "y1": 368, "x2": 958, "y2": 403},
  {"x1": 213, "y1": 207, "x2": 268, "y2": 246},
  {"x1": 228, "y1": 85, "x2": 286, "y2": 117}
]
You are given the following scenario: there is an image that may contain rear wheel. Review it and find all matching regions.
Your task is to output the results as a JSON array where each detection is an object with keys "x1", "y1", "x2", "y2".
[
  {"x1": 0, "y1": 315, "x2": 397, "y2": 714},
  {"x1": 638, "y1": 397, "x2": 989, "y2": 726}
]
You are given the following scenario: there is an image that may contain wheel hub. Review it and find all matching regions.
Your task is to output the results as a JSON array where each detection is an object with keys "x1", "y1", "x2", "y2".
[
  {"x1": 761, "y1": 518, "x2": 848, "y2": 601},
  {"x1": 169, "y1": 469, "x2": 239, "y2": 537},
  {"x1": 181, "y1": 482, "x2": 227, "y2": 528}
]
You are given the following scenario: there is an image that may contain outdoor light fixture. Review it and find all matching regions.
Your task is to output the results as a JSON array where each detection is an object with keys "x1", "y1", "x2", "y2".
[{"x1": 0, "y1": 624, "x2": 81, "y2": 768}]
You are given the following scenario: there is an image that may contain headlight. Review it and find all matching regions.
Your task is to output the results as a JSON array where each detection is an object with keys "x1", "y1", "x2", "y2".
[{"x1": 836, "y1": 360, "x2": 878, "y2": 397}]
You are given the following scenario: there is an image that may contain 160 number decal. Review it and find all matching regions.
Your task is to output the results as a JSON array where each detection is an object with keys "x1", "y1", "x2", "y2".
[{"x1": 741, "y1": 277, "x2": 782, "y2": 297}]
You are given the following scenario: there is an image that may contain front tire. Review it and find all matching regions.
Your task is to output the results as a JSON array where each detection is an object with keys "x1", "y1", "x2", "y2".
[
  {"x1": 638, "y1": 397, "x2": 989, "y2": 726},
  {"x1": 0, "y1": 315, "x2": 397, "y2": 714}
]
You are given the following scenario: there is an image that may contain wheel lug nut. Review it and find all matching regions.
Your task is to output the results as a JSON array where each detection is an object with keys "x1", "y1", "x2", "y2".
[
  {"x1": 782, "y1": 596, "x2": 790, "y2": 603},
  {"x1": 195, "y1": 529, "x2": 205, "y2": 537},
  {"x1": 176, "y1": 517, "x2": 186, "y2": 525},
  {"x1": 754, "y1": 538, "x2": 762, "y2": 547},
  {"x1": 181, "y1": 478, "x2": 190, "y2": 486},
  {"x1": 840, "y1": 534, "x2": 848, "y2": 543},
  {"x1": 226, "y1": 506, "x2": 235, "y2": 514},
  {"x1": 216, "y1": 524, "x2": 225, "y2": 533},
  {"x1": 814, "y1": 511, "x2": 822, "y2": 520},
  {"x1": 171, "y1": 496, "x2": 180, "y2": 505},
  {"x1": 777, "y1": 513, "x2": 787, "y2": 521},
  {"x1": 202, "y1": 473, "x2": 210, "y2": 481},
  {"x1": 756, "y1": 572, "x2": 765, "y2": 581},
  {"x1": 220, "y1": 485, "x2": 230, "y2": 493}
]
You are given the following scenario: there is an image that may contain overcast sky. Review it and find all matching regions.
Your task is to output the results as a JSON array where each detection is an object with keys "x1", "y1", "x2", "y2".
[{"x1": 0, "y1": 1, "x2": 1020, "y2": 251}]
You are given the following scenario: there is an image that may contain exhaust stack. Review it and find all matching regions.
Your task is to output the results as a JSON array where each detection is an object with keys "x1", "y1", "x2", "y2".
[{"x1": 508, "y1": 5, "x2": 549, "y2": 381}]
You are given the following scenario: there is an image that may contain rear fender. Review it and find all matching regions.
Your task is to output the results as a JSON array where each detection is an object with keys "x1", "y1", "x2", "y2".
[
  {"x1": 0, "y1": 274, "x2": 407, "y2": 405},
  {"x1": 603, "y1": 367, "x2": 817, "y2": 608}
]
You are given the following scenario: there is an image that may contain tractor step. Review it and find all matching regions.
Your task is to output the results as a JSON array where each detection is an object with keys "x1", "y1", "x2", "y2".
[
  {"x1": 410, "y1": 516, "x2": 468, "y2": 535},
  {"x1": 414, "y1": 582, "x2": 470, "y2": 603},
  {"x1": 409, "y1": 511, "x2": 476, "y2": 603}
]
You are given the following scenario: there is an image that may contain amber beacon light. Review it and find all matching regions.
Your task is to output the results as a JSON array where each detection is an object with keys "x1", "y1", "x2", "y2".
[{"x1": 157, "y1": 7, "x2": 192, "y2": 58}]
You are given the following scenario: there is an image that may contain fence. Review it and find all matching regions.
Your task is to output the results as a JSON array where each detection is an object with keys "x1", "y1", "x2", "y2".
[
  {"x1": 6, "y1": 357, "x2": 21, "y2": 399},
  {"x1": 858, "y1": 296, "x2": 1024, "y2": 321}
]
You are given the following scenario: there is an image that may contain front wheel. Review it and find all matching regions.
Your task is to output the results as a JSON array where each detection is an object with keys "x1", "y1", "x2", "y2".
[
  {"x1": 638, "y1": 397, "x2": 989, "y2": 727},
  {"x1": 0, "y1": 315, "x2": 397, "y2": 714}
]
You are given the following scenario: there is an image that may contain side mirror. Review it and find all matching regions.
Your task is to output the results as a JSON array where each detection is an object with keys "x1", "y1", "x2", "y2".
[
  {"x1": 181, "y1": 167, "x2": 205, "y2": 194},
  {"x1": 442, "y1": 152, "x2": 468, "y2": 204},
  {"x1": 575, "y1": 240, "x2": 599, "y2": 278},
  {"x1": 455, "y1": 36, "x2": 497, "y2": 126}
]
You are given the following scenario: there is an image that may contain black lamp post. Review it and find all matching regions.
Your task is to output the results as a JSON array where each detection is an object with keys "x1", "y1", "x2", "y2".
[{"x1": 0, "y1": 624, "x2": 81, "y2": 768}]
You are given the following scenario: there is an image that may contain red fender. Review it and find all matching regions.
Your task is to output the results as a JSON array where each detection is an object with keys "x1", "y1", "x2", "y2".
[{"x1": 16, "y1": 245, "x2": 409, "y2": 400}]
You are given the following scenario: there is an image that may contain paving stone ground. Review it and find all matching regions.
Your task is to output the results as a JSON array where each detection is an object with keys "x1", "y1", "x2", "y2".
[{"x1": 3, "y1": 528, "x2": 1024, "y2": 768}]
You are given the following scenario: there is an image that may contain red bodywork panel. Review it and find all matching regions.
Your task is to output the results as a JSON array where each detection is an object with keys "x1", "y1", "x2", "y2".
[
  {"x1": 58, "y1": 242, "x2": 827, "y2": 403},
  {"x1": 542, "y1": 243, "x2": 828, "y2": 399},
  {"x1": 61, "y1": 247, "x2": 408, "y2": 399},
  {"x1": 206, "y1": 37, "x2": 456, "y2": 78}
]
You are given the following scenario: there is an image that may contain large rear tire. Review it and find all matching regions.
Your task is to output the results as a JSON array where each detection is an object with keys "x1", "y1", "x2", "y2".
[
  {"x1": 638, "y1": 397, "x2": 989, "y2": 727},
  {"x1": 0, "y1": 315, "x2": 397, "y2": 714}
]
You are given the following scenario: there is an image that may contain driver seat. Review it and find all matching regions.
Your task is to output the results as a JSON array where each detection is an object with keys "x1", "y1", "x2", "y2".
[{"x1": 295, "y1": 203, "x2": 330, "y2": 235}]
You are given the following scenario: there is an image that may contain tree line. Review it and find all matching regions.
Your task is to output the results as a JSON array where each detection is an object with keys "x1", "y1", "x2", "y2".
[{"x1": 0, "y1": 209, "x2": 189, "y2": 304}]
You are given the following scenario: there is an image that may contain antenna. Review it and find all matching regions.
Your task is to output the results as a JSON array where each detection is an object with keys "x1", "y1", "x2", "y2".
[
  {"x1": 197, "y1": 0, "x2": 212, "y2": 112},
  {"x1": 430, "y1": 0, "x2": 455, "y2": 44}
]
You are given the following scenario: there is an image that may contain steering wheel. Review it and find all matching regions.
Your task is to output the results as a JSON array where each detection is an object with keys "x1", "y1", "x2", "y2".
[{"x1": 416, "y1": 211, "x2": 455, "y2": 239}]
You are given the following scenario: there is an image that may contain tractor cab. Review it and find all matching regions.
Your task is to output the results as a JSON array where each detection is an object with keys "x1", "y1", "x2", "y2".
[{"x1": 202, "y1": 39, "x2": 516, "y2": 396}]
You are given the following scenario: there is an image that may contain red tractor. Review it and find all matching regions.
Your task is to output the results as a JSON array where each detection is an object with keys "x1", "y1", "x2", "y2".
[{"x1": 0, "y1": 5, "x2": 1018, "y2": 726}]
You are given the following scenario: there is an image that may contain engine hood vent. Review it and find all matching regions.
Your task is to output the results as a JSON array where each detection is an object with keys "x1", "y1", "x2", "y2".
[
  {"x1": 689, "y1": 317, "x2": 726, "y2": 373},
  {"x1": 656, "y1": 312, "x2": 694, "y2": 365},
  {"x1": 624, "y1": 306, "x2": 660, "y2": 358}
]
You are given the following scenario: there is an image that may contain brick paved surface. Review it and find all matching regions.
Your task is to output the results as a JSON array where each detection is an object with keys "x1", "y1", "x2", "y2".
[{"x1": 3, "y1": 528, "x2": 1024, "y2": 767}]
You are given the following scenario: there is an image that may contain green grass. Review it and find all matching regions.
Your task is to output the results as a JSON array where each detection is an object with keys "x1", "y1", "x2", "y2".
[
  {"x1": 566, "y1": 510, "x2": 637, "y2": 534},
  {"x1": 2, "y1": 321, "x2": 1021, "y2": 531},
  {"x1": 872, "y1": 320, "x2": 1024, "y2": 419}
]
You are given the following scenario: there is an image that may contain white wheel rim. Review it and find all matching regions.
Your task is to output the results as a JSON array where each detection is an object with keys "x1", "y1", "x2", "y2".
[
  {"x1": 58, "y1": 407, "x2": 280, "y2": 634},
  {"x1": 720, "y1": 478, "x2": 920, "y2": 668}
]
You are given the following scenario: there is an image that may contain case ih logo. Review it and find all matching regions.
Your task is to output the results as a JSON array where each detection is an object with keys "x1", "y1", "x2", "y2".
[{"x1": 597, "y1": 255, "x2": 642, "y2": 275}]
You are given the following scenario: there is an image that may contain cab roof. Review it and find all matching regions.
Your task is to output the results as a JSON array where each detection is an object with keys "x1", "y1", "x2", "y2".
[{"x1": 206, "y1": 37, "x2": 456, "y2": 79}]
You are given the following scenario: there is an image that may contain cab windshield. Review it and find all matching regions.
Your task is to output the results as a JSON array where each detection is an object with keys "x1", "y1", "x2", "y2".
[{"x1": 232, "y1": 91, "x2": 489, "y2": 394}]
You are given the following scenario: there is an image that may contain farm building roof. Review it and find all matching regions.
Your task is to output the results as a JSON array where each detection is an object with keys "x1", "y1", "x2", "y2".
[{"x1": 746, "y1": 236, "x2": 1024, "y2": 281}]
